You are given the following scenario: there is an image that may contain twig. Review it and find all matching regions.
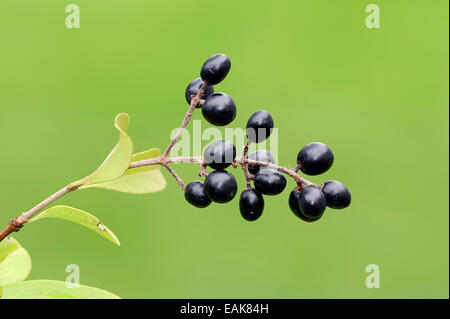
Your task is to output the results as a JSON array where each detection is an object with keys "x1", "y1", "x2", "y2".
[
  {"x1": 130, "y1": 155, "x2": 315, "y2": 188},
  {"x1": 239, "y1": 140, "x2": 252, "y2": 188},
  {"x1": 0, "y1": 219, "x2": 23, "y2": 243},
  {"x1": 163, "y1": 164, "x2": 186, "y2": 190},
  {"x1": 129, "y1": 156, "x2": 203, "y2": 169},
  {"x1": 198, "y1": 163, "x2": 209, "y2": 177},
  {"x1": 0, "y1": 186, "x2": 74, "y2": 242},
  {"x1": 163, "y1": 82, "x2": 207, "y2": 158},
  {"x1": 0, "y1": 79, "x2": 316, "y2": 243},
  {"x1": 0, "y1": 79, "x2": 209, "y2": 243},
  {"x1": 244, "y1": 159, "x2": 315, "y2": 187},
  {"x1": 17, "y1": 187, "x2": 73, "y2": 224}
]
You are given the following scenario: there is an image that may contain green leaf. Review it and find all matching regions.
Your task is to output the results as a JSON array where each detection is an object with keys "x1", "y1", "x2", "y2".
[
  {"x1": 69, "y1": 113, "x2": 134, "y2": 189},
  {"x1": 30, "y1": 206, "x2": 120, "y2": 246},
  {"x1": 1, "y1": 280, "x2": 120, "y2": 299},
  {"x1": 0, "y1": 238, "x2": 32, "y2": 286},
  {"x1": 0, "y1": 284, "x2": 3, "y2": 298},
  {"x1": 83, "y1": 148, "x2": 167, "y2": 194}
]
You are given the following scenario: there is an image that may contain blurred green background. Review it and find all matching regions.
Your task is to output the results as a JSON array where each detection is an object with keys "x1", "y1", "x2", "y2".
[{"x1": 0, "y1": 0, "x2": 448, "y2": 298}]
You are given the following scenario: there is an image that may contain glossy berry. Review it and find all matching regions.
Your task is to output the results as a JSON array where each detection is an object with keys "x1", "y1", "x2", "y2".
[
  {"x1": 184, "y1": 181, "x2": 212, "y2": 208},
  {"x1": 246, "y1": 110, "x2": 274, "y2": 143},
  {"x1": 254, "y1": 169, "x2": 287, "y2": 196},
  {"x1": 322, "y1": 181, "x2": 351, "y2": 209},
  {"x1": 288, "y1": 188, "x2": 321, "y2": 222},
  {"x1": 203, "y1": 140, "x2": 236, "y2": 170},
  {"x1": 298, "y1": 186, "x2": 327, "y2": 219},
  {"x1": 247, "y1": 150, "x2": 275, "y2": 175},
  {"x1": 185, "y1": 78, "x2": 214, "y2": 104},
  {"x1": 239, "y1": 188, "x2": 264, "y2": 221},
  {"x1": 200, "y1": 54, "x2": 231, "y2": 85},
  {"x1": 202, "y1": 93, "x2": 237, "y2": 126},
  {"x1": 203, "y1": 170, "x2": 238, "y2": 203},
  {"x1": 297, "y1": 142, "x2": 334, "y2": 175}
]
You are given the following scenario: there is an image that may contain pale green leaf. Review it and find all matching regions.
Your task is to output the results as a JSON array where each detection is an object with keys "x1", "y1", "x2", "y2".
[
  {"x1": 1, "y1": 280, "x2": 120, "y2": 299},
  {"x1": 83, "y1": 148, "x2": 167, "y2": 194},
  {"x1": 0, "y1": 284, "x2": 3, "y2": 298},
  {"x1": 69, "y1": 113, "x2": 134, "y2": 189},
  {"x1": 0, "y1": 238, "x2": 32, "y2": 286},
  {"x1": 128, "y1": 148, "x2": 162, "y2": 173},
  {"x1": 30, "y1": 206, "x2": 120, "y2": 246}
]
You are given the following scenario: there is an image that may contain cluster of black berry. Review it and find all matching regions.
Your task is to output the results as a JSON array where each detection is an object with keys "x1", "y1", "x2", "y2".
[{"x1": 183, "y1": 54, "x2": 351, "y2": 222}]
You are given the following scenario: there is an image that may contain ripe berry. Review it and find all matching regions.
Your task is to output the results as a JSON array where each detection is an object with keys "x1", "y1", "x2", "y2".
[
  {"x1": 202, "y1": 93, "x2": 237, "y2": 126},
  {"x1": 322, "y1": 181, "x2": 351, "y2": 209},
  {"x1": 254, "y1": 169, "x2": 286, "y2": 195},
  {"x1": 203, "y1": 170, "x2": 238, "y2": 203},
  {"x1": 200, "y1": 54, "x2": 231, "y2": 85},
  {"x1": 247, "y1": 150, "x2": 275, "y2": 175},
  {"x1": 297, "y1": 142, "x2": 334, "y2": 175},
  {"x1": 203, "y1": 140, "x2": 236, "y2": 170},
  {"x1": 288, "y1": 188, "x2": 321, "y2": 222},
  {"x1": 239, "y1": 188, "x2": 264, "y2": 221},
  {"x1": 246, "y1": 110, "x2": 274, "y2": 143},
  {"x1": 184, "y1": 181, "x2": 212, "y2": 208},
  {"x1": 185, "y1": 78, "x2": 214, "y2": 104},
  {"x1": 298, "y1": 186, "x2": 327, "y2": 219}
]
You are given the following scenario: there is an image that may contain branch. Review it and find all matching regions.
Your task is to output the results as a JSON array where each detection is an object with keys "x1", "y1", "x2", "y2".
[
  {"x1": 163, "y1": 82, "x2": 208, "y2": 158},
  {"x1": 129, "y1": 156, "x2": 203, "y2": 169},
  {"x1": 198, "y1": 164, "x2": 210, "y2": 177},
  {"x1": 0, "y1": 80, "x2": 209, "y2": 243},
  {"x1": 244, "y1": 159, "x2": 315, "y2": 187},
  {"x1": 0, "y1": 186, "x2": 75, "y2": 242},
  {"x1": 130, "y1": 155, "x2": 316, "y2": 188},
  {"x1": 239, "y1": 140, "x2": 252, "y2": 188},
  {"x1": 0, "y1": 157, "x2": 313, "y2": 243},
  {"x1": 0, "y1": 219, "x2": 23, "y2": 243},
  {"x1": 17, "y1": 187, "x2": 74, "y2": 224},
  {"x1": 163, "y1": 164, "x2": 186, "y2": 190},
  {"x1": 0, "y1": 78, "x2": 317, "y2": 243}
]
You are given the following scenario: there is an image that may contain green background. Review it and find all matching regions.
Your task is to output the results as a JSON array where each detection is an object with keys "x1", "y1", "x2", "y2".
[{"x1": 0, "y1": 0, "x2": 448, "y2": 298}]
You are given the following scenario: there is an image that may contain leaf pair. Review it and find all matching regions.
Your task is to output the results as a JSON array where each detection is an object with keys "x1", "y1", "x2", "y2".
[
  {"x1": 0, "y1": 238, "x2": 119, "y2": 299},
  {"x1": 68, "y1": 113, "x2": 166, "y2": 194},
  {"x1": 29, "y1": 113, "x2": 166, "y2": 246},
  {"x1": 82, "y1": 148, "x2": 166, "y2": 194}
]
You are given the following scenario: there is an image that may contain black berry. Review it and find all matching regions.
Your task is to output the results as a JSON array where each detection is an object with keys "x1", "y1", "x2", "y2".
[
  {"x1": 254, "y1": 169, "x2": 286, "y2": 195},
  {"x1": 246, "y1": 110, "x2": 274, "y2": 143},
  {"x1": 288, "y1": 188, "x2": 321, "y2": 222},
  {"x1": 297, "y1": 142, "x2": 334, "y2": 175},
  {"x1": 185, "y1": 78, "x2": 214, "y2": 105},
  {"x1": 202, "y1": 93, "x2": 237, "y2": 126},
  {"x1": 200, "y1": 54, "x2": 231, "y2": 85},
  {"x1": 184, "y1": 181, "x2": 212, "y2": 208},
  {"x1": 298, "y1": 186, "x2": 327, "y2": 219},
  {"x1": 322, "y1": 181, "x2": 351, "y2": 209},
  {"x1": 204, "y1": 170, "x2": 238, "y2": 203},
  {"x1": 203, "y1": 140, "x2": 236, "y2": 170},
  {"x1": 239, "y1": 188, "x2": 264, "y2": 221},
  {"x1": 247, "y1": 150, "x2": 275, "y2": 175}
]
